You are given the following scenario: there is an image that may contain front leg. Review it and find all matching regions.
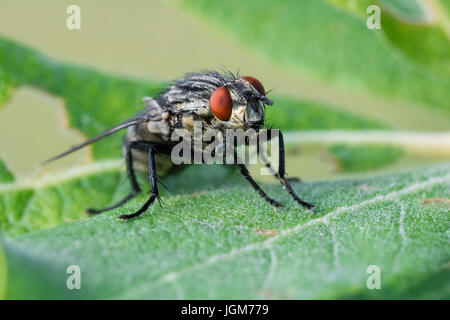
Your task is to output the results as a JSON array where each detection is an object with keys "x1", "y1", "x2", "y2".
[
  {"x1": 119, "y1": 142, "x2": 161, "y2": 220},
  {"x1": 275, "y1": 131, "x2": 314, "y2": 209}
]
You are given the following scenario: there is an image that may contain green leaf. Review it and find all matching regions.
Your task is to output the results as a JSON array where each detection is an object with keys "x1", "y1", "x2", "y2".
[
  {"x1": 378, "y1": 0, "x2": 432, "y2": 23},
  {"x1": 0, "y1": 160, "x2": 14, "y2": 183},
  {"x1": 1, "y1": 163, "x2": 449, "y2": 299},
  {"x1": 0, "y1": 68, "x2": 14, "y2": 105},
  {"x1": 0, "y1": 244, "x2": 6, "y2": 299},
  {"x1": 0, "y1": 37, "x2": 164, "y2": 160},
  {"x1": 0, "y1": 160, "x2": 123, "y2": 236},
  {"x1": 0, "y1": 160, "x2": 249, "y2": 237}
]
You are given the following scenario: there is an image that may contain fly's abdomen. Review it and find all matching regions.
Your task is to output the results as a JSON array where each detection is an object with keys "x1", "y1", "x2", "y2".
[
  {"x1": 130, "y1": 148, "x2": 181, "y2": 177},
  {"x1": 124, "y1": 121, "x2": 184, "y2": 177}
]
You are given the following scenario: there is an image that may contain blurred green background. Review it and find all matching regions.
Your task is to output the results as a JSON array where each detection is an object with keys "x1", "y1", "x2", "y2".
[{"x1": 0, "y1": 0, "x2": 449, "y2": 299}]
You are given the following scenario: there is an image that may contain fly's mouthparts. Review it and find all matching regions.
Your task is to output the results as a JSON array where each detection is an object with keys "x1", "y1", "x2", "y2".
[{"x1": 260, "y1": 96, "x2": 273, "y2": 106}]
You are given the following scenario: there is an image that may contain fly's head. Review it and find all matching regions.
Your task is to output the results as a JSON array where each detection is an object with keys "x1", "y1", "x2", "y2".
[
  {"x1": 161, "y1": 71, "x2": 273, "y2": 131},
  {"x1": 208, "y1": 75, "x2": 273, "y2": 130}
]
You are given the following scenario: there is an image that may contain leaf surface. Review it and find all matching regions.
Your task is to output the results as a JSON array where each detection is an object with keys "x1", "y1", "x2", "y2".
[{"x1": 2, "y1": 163, "x2": 449, "y2": 299}]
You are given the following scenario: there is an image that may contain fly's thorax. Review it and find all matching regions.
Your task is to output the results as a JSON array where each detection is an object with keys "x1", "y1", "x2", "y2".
[{"x1": 179, "y1": 113, "x2": 196, "y2": 134}]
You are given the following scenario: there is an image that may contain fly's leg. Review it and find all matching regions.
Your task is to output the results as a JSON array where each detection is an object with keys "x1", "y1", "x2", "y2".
[
  {"x1": 119, "y1": 143, "x2": 160, "y2": 220},
  {"x1": 275, "y1": 131, "x2": 314, "y2": 209},
  {"x1": 257, "y1": 145, "x2": 300, "y2": 183},
  {"x1": 86, "y1": 143, "x2": 141, "y2": 215},
  {"x1": 234, "y1": 150, "x2": 282, "y2": 209},
  {"x1": 238, "y1": 164, "x2": 282, "y2": 209}
]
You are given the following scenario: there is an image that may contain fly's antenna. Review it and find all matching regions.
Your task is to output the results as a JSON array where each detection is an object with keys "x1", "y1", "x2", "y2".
[{"x1": 43, "y1": 117, "x2": 147, "y2": 164}]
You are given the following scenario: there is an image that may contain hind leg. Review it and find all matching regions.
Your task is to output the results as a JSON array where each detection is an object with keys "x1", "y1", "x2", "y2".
[
  {"x1": 86, "y1": 143, "x2": 141, "y2": 214},
  {"x1": 119, "y1": 143, "x2": 160, "y2": 220}
]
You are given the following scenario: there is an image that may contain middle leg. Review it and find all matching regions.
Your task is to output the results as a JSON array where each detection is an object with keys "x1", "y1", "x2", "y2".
[{"x1": 234, "y1": 150, "x2": 282, "y2": 209}]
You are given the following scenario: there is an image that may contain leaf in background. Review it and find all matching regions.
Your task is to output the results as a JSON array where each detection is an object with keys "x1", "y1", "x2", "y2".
[
  {"x1": 177, "y1": 0, "x2": 450, "y2": 114},
  {"x1": 0, "y1": 68, "x2": 14, "y2": 105},
  {"x1": 1, "y1": 163, "x2": 449, "y2": 299},
  {"x1": 379, "y1": 0, "x2": 432, "y2": 22},
  {"x1": 331, "y1": 0, "x2": 450, "y2": 72},
  {"x1": 0, "y1": 37, "x2": 164, "y2": 160},
  {"x1": 0, "y1": 160, "x2": 14, "y2": 183},
  {"x1": 266, "y1": 96, "x2": 387, "y2": 131}
]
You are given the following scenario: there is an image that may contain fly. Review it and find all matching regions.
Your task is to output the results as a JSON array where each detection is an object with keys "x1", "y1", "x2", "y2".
[{"x1": 45, "y1": 71, "x2": 314, "y2": 219}]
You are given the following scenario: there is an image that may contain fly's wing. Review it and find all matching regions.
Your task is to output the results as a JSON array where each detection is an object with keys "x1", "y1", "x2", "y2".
[{"x1": 44, "y1": 98, "x2": 164, "y2": 164}]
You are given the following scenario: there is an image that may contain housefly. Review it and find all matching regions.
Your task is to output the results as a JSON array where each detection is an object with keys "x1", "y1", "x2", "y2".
[{"x1": 46, "y1": 71, "x2": 314, "y2": 219}]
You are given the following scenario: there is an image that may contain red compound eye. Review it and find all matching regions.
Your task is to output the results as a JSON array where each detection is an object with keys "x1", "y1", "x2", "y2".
[
  {"x1": 209, "y1": 86, "x2": 233, "y2": 121},
  {"x1": 242, "y1": 76, "x2": 266, "y2": 96}
]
